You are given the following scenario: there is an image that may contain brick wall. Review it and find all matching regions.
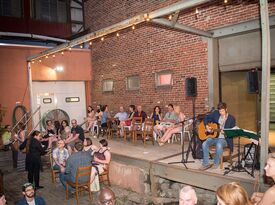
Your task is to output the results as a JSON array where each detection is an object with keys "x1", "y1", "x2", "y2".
[{"x1": 84, "y1": 0, "x2": 275, "y2": 117}]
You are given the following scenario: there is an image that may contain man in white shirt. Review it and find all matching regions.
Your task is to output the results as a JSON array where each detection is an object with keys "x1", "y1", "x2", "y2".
[{"x1": 114, "y1": 106, "x2": 128, "y2": 122}]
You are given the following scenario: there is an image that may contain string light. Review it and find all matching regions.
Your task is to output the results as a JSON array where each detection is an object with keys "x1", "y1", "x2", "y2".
[
  {"x1": 89, "y1": 41, "x2": 92, "y2": 45},
  {"x1": 61, "y1": 51, "x2": 64, "y2": 55},
  {"x1": 101, "y1": 37, "x2": 104, "y2": 41},
  {"x1": 45, "y1": 56, "x2": 48, "y2": 59},
  {"x1": 132, "y1": 25, "x2": 135, "y2": 30},
  {"x1": 224, "y1": 0, "x2": 228, "y2": 3},
  {"x1": 69, "y1": 47, "x2": 72, "y2": 51},
  {"x1": 52, "y1": 54, "x2": 55, "y2": 58},
  {"x1": 116, "y1": 32, "x2": 120, "y2": 37},
  {"x1": 168, "y1": 15, "x2": 172, "y2": 20},
  {"x1": 80, "y1": 44, "x2": 83, "y2": 49},
  {"x1": 31, "y1": 61, "x2": 35, "y2": 64},
  {"x1": 195, "y1": 8, "x2": 199, "y2": 14},
  {"x1": 39, "y1": 59, "x2": 42, "y2": 63}
]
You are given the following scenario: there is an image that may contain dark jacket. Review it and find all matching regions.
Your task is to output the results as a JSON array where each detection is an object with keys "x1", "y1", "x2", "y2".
[
  {"x1": 16, "y1": 196, "x2": 46, "y2": 205},
  {"x1": 204, "y1": 110, "x2": 236, "y2": 151}
]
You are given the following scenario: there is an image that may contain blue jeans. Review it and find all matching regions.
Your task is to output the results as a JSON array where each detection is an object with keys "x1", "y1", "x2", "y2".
[
  {"x1": 202, "y1": 138, "x2": 227, "y2": 166},
  {"x1": 59, "y1": 173, "x2": 73, "y2": 192}
]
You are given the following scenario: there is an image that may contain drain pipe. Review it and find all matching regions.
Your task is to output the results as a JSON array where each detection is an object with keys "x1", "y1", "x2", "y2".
[{"x1": 27, "y1": 62, "x2": 35, "y2": 129}]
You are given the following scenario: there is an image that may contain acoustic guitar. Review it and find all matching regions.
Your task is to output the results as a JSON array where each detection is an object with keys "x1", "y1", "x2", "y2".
[{"x1": 198, "y1": 122, "x2": 221, "y2": 141}]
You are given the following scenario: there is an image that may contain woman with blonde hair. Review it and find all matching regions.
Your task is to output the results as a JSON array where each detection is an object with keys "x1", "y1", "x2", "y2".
[
  {"x1": 216, "y1": 182, "x2": 252, "y2": 205},
  {"x1": 157, "y1": 105, "x2": 185, "y2": 146}
]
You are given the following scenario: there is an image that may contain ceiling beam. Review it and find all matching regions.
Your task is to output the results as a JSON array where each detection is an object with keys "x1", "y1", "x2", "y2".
[
  {"x1": 27, "y1": 0, "x2": 212, "y2": 61},
  {"x1": 151, "y1": 18, "x2": 213, "y2": 38}
]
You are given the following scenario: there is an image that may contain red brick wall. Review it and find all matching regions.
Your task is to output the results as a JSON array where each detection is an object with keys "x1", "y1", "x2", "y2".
[{"x1": 84, "y1": 0, "x2": 275, "y2": 117}]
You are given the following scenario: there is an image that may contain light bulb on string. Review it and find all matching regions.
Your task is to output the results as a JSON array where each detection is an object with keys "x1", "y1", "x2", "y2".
[
  {"x1": 89, "y1": 41, "x2": 92, "y2": 45},
  {"x1": 116, "y1": 32, "x2": 120, "y2": 37},
  {"x1": 132, "y1": 25, "x2": 135, "y2": 30},
  {"x1": 224, "y1": 0, "x2": 228, "y2": 3},
  {"x1": 31, "y1": 61, "x2": 35, "y2": 64},
  {"x1": 39, "y1": 59, "x2": 42, "y2": 63},
  {"x1": 80, "y1": 44, "x2": 83, "y2": 49},
  {"x1": 101, "y1": 37, "x2": 104, "y2": 41},
  {"x1": 69, "y1": 47, "x2": 72, "y2": 51},
  {"x1": 61, "y1": 51, "x2": 64, "y2": 55},
  {"x1": 168, "y1": 15, "x2": 172, "y2": 20},
  {"x1": 52, "y1": 54, "x2": 55, "y2": 58},
  {"x1": 195, "y1": 8, "x2": 199, "y2": 14},
  {"x1": 46, "y1": 56, "x2": 49, "y2": 59}
]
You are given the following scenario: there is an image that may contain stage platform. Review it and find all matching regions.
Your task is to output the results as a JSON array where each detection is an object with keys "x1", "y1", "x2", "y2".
[{"x1": 103, "y1": 136, "x2": 258, "y2": 195}]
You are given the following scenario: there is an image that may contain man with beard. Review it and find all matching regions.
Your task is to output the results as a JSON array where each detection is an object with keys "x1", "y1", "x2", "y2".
[{"x1": 16, "y1": 183, "x2": 46, "y2": 205}]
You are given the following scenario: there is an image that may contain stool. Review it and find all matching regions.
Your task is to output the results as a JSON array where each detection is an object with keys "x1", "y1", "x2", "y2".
[{"x1": 209, "y1": 146, "x2": 232, "y2": 169}]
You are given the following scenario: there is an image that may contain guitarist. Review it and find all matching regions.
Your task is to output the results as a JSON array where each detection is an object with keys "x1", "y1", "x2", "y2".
[{"x1": 200, "y1": 102, "x2": 236, "y2": 170}]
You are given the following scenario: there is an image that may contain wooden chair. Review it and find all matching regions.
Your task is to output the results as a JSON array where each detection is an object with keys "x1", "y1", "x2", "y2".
[
  {"x1": 131, "y1": 117, "x2": 143, "y2": 144},
  {"x1": 209, "y1": 146, "x2": 232, "y2": 169},
  {"x1": 123, "y1": 125, "x2": 132, "y2": 143},
  {"x1": 66, "y1": 165, "x2": 92, "y2": 205},
  {"x1": 99, "y1": 164, "x2": 111, "y2": 186},
  {"x1": 49, "y1": 153, "x2": 60, "y2": 183},
  {"x1": 107, "y1": 118, "x2": 119, "y2": 139},
  {"x1": 143, "y1": 118, "x2": 154, "y2": 146}
]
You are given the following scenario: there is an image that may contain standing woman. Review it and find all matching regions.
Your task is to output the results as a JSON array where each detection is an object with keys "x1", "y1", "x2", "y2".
[
  {"x1": 150, "y1": 106, "x2": 163, "y2": 125},
  {"x1": 86, "y1": 106, "x2": 96, "y2": 132},
  {"x1": 20, "y1": 130, "x2": 46, "y2": 189},
  {"x1": 14, "y1": 123, "x2": 26, "y2": 172}
]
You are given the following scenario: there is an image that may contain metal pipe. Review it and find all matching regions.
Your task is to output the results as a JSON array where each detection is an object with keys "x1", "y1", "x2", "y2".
[
  {"x1": 0, "y1": 32, "x2": 68, "y2": 43},
  {"x1": 259, "y1": 0, "x2": 271, "y2": 190},
  {"x1": 27, "y1": 62, "x2": 35, "y2": 129},
  {"x1": 151, "y1": 18, "x2": 213, "y2": 38}
]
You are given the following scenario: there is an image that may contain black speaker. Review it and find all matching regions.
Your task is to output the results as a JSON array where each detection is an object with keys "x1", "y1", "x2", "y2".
[
  {"x1": 247, "y1": 70, "x2": 259, "y2": 93},
  {"x1": 185, "y1": 77, "x2": 197, "y2": 97}
]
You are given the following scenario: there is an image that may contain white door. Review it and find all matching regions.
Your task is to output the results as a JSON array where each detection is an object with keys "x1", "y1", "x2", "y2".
[{"x1": 32, "y1": 81, "x2": 86, "y2": 130}]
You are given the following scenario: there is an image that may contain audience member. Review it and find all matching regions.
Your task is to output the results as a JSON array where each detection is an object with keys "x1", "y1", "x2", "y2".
[
  {"x1": 83, "y1": 137, "x2": 97, "y2": 155},
  {"x1": 251, "y1": 156, "x2": 275, "y2": 205},
  {"x1": 41, "y1": 120, "x2": 57, "y2": 151},
  {"x1": 179, "y1": 186, "x2": 197, "y2": 205},
  {"x1": 14, "y1": 123, "x2": 26, "y2": 172},
  {"x1": 98, "y1": 187, "x2": 116, "y2": 205},
  {"x1": 60, "y1": 141, "x2": 91, "y2": 193},
  {"x1": 119, "y1": 105, "x2": 135, "y2": 137},
  {"x1": 52, "y1": 139, "x2": 69, "y2": 173},
  {"x1": 2, "y1": 125, "x2": 12, "y2": 151},
  {"x1": 86, "y1": 105, "x2": 96, "y2": 132},
  {"x1": 90, "y1": 139, "x2": 111, "y2": 192},
  {"x1": 101, "y1": 105, "x2": 110, "y2": 128},
  {"x1": 0, "y1": 195, "x2": 6, "y2": 205},
  {"x1": 150, "y1": 106, "x2": 163, "y2": 125},
  {"x1": 157, "y1": 106, "x2": 185, "y2": 146},
  {"x1": 16, "y1": 182, "x2": 46, "y2": 205},
  {"x1": 20, "y1": 131, "x2": 46, "y2": 190},
  {"x1": 65, "y1": 119, "x2": 84, "y2": 154},
  {"x1": 54, "y1": 120, "x2": 61, "y2": 136},
  {"x1": 216, "y1": 182, "x2": 252, "y2": 205},
  {"x1": 154, "y1": 104, "x2": 178, "y2": 138},
  {"x1": 114, "y1": 106, "x2": 128, "y2": 123},
  {"x1": 133, "y1": 105, "x2": 147, "y2": 122},
  {"x1": 59, "y1": 120, "x2": 70, "y2": 140}
]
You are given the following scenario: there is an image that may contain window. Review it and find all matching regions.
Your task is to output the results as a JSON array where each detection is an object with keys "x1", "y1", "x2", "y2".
[
  {"x1": 0, "y1": 0, "x2": 23, "y2": 18},
  {"x1": 126, "y1": 75, "x2": 140, "y2": 90},
  {"x1": 155, "y1": 70, "x2": 173, "y2": 87},
  {"x1": 33, "y1": 0, "x2": 68, "y2": 23},
  {"x1": 65, "y1": 97, "x2": 80, "y2": 103},
  {"x1": 102, "y1": 79, "x2": 114, "y2": 92},
  {"x1": 43, "y1": 98, "x2": 52, "y2": 104}
]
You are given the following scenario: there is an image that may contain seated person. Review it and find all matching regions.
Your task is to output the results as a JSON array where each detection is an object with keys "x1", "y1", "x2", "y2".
[
  {"x1": 16, "y1": 182, "x2": 46, "y2": 205},
  {"x1": 86, "y1": 106, "x2": 96, "y2": 132},
  {"x1": 119, "y1": 105, "x2": 135, "y2": 137},
  {"x1": 59, "y1": 141, "x2": 91, "y2": 193},
  {"x1": 90, "y1": 139, "x2": 111, "y2": 192},
  {"x1": 179, "y1": 185, "x2": 198, "y2": 205},
  {"x1": 114, "y1": 106, "x2": 128, "y2": 123},
  {"x1": 150, "y1": 106, "x2": 163, "y2": 125},
  {"x1": 52, "y1": 139, "x2": 69, "y2": 173},
  {"x1": 133, "y1": 105, "x2": 147, "y2": 123},
  {"x1": 65, "y1": 119, "x2": 85, "y2": 154},
  {"x1": 154, "y1": 104, "x2": 178, "y2": 138},
  {"x1": 101, "y1": 105, "x2": 110, "y2": 128},
  {"x1": 83, "y1": 137, "x2": 98, "y2": 155},
  {"x1": 98, "y1": 187, "x2": 116, "y2": 205},
  {"x1": 42, "y1": 120, "x2": 58, "y2": 150},
  {"x1": 59, "y1": 120, "x2": 71, "y2": 140},
  {"x1": 157, "y1": 106, "x2": 185, "y2": 146},
  {"x1": 2, "y1": 125, "x2": 12, "y2": 151},
  {"x1": 200, "y1": 102, "x2": 235, "y2": 170},
  {"x1": 216, "y1": 182, "x2": 252, "y2": 205},
  {"x1": 251, "y1": 156, "x2": 275, "y2": 205}
]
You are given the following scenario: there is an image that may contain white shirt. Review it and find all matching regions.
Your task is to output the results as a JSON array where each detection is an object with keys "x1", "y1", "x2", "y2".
[
  {"x1": 27, "y1": 199, "x2": 35, "y2": 205},
  {"x1": 114, "y1": 112, "x2": 128, "y2": 121}
]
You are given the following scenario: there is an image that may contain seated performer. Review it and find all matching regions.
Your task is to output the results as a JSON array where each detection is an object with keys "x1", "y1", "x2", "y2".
[{"x1": 200, "y1": 102, "x2": 235, "y2": 170}]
